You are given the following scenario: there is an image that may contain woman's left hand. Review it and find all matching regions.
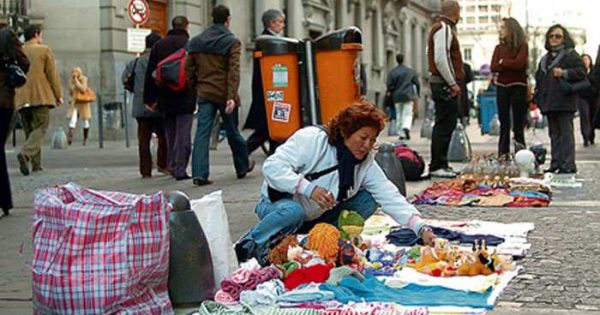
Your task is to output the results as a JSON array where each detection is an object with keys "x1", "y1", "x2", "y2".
[{"x1": 421, "y1": 230, "x2": 436, "y2": 247}]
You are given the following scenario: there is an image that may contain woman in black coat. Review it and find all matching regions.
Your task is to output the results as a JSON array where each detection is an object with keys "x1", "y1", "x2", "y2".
[
  {"x1": 0, "y1": 28, "x2": 29, "y2": 216},
  {"x1": 576, "y1": 54, "x2": 598, "y2": 147},
  {"x1": 534, "y1": 24, "x2": 586, "y2": 174}
]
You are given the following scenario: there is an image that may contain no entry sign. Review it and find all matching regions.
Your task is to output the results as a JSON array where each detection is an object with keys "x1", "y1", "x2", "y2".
[{"x1": 128, "y1": 0, "x2": 150, "y2": 25}]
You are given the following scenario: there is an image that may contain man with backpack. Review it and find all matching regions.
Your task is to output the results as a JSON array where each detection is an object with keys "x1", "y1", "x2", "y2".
[
  {"x1": 186, "y1": 5, "x2": 254, "y2": 186},
  {"x1": 123, "y1": 32, "x2": 168, "y2": 178},
  {"x1": 144, "y1": 16, "x2": 196, "y2": 181}
]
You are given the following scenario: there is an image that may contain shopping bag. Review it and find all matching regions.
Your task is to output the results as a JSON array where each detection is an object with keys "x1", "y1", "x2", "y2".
[
  {"x1": 191, "y1": 191, "x2": 239, "y2": 285},
  {"x1": 32, "y1": 182, "x2": 173, "y2": 315}
]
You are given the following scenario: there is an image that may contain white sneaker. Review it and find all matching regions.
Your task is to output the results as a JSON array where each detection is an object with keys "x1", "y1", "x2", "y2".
[{"x1": 430, "y1": 168, "x2": 457, "y2": 178}]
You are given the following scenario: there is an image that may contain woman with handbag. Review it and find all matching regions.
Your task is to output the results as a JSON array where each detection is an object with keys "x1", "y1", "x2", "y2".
[
  {"x1": 534, "y1": 24, "x2": 586, "y2": 174},
  {"x1": 490, "y1": 17, "x2": 528, "y2": 156},
  {"x1": 0, "y1": 28, "x2": 29, "y2": 216},
  {"x1": 576, "y1": 54, "x2": 598, "y2": 147},
  {"x1": 67, "y1": 67, "x2": 94, "y2": 145}
]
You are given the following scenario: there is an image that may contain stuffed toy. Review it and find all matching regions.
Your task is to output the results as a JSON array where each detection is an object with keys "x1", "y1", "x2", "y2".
[
  {"x1": 269, "y1": 235, "x2": 299, "y2": 265},
  {"x1": 457, "y1": 239, "x2": 495, "y2": 276},
  {"x1": 338, "y1": 240, "x2": 362, "y2": 268},
  {"x1": 306, "y1": 223, "x2": 341, "y2": 264},
  {"x1": 337, "y1": 210, "x2": 365, "y2": 246}
]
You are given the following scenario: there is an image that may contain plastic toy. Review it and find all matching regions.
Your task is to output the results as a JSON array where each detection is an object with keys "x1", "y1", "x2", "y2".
[{"x1": 337, "y1": 210, "x2": 365, "y2": 246}]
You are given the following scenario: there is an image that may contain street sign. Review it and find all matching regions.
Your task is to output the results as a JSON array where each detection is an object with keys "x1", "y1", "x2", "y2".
[
  {"x1": 127, "y1": 0, "x2": 150, "y2": 25},
  {"x1": 127, "y1": 27, "x2": 151, "y2": 53}
]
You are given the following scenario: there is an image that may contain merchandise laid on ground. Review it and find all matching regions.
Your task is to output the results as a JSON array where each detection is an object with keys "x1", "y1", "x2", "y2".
[
  {"x1": 414, "y1": 153, "x2": 553, "y2": 207},
  {"x1": 412, "y1": 178, "x2": 551, "y2": 207},
  {"x1": 195, "y1": 213, "x2": 534, "y2": 315}
]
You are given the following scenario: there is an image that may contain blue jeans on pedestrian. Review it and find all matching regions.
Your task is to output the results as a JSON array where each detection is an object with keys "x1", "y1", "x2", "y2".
[
  {"x1": 241, "y1": 190, "x2": 378, "y2": 248},
  {"x1": 191, "y1": 97, "x2": 249, "y2": 180}
]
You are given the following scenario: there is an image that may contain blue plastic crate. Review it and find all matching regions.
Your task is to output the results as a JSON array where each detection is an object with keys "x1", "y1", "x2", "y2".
[{"x1": 478, "y1": 93, "x2": 497, "y2": 134}]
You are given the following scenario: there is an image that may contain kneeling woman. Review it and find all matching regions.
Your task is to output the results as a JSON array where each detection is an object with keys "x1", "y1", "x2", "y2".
[{"x1": 236, "y1": 100, "x2": 436, "y2": 265}]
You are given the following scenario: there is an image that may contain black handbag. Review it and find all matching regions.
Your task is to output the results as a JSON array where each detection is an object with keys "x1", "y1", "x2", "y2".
[
  {"x1": 123, "y1": 57, "x2": 138, "y2": 92},
  {"x1": 4, "y1": 61, "x2": 26, "y2": 88},
  {"x1": 559, "y1": 77, "x2": 592, "y2": 95},
  {"x1": 1, "y1": 29, "x2": 26, "y2": 88}
]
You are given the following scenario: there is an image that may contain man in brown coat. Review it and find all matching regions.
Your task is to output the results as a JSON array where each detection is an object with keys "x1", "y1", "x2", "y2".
[
  {"x1": 15, "y1": 24, "x2": 63, "y2": 175},
  {"x1": 426, "y1": 0, "x2": 464, "y2": 178},
  {"x1": 186, "y1": 5, "x2": 253, "y2": 186}
]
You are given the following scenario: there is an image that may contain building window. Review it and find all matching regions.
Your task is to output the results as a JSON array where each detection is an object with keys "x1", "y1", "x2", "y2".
[
  {"x1": 467, "y1": 17, "x2": 476, "y2": 24},
  {"x1": 466, "y1": 5, "x2": 475, "y2": 12},
  {"x1": 478, "y1": 5, "x2": 488, "y2": 12},
  {"x1": 464, "y1": 48, "x2": 472, "y2": 61},
  {"x1": 479, "y1": 16, "x2": 489, "y2": 24}
]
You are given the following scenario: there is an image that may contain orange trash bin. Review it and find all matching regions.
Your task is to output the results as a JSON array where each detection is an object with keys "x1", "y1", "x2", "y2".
[
  {"x1": 313, "y1": 27, "x2": 363, "y2": 124},
  {"x1": 254, "y1": 36, "x2": 302, "y2": 142}
]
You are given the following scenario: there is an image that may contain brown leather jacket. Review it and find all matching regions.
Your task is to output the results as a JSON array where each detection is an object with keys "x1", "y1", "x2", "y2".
[
  {"x1": 185, "y1": 24, "x2": 241, "y2": 106},
  {"x1": 427, "y1": 16, "x2": 464, "y2": 85},
  {"x1": 0, "y1": 28, "x2": 30, "y2": 109}
]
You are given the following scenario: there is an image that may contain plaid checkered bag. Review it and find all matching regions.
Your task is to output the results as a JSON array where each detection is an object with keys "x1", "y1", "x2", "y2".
[{"x1": 31, "y1": 183, "x2": 173, "y2": 314}]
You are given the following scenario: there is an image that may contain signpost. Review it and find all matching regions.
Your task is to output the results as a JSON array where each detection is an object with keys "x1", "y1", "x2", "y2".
[{"x1": 127, "y1": 27, "x2": 151, "y2": 53}]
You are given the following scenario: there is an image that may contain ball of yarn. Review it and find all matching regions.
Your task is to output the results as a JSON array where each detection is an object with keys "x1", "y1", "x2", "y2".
[
  {"x1": 268, "y1": 235, "x2": 299, "y2": 265},
  {"x1": 306, "y1": 223, "x2": 341, "y2": 263}
]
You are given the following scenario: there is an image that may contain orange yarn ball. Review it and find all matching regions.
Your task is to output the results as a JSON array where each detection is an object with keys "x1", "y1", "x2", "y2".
[{"x1": 306, "y1": 223, "x2": 341, "y2": 262}]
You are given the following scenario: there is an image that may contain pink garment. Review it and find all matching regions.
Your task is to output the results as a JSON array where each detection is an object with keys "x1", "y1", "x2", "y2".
[
  {"x1": 214, "y1": 290, "x2": 236, "y2": 304},
  {"x1": 218, "y1": 265, "x2": 280, "y2": 301}
]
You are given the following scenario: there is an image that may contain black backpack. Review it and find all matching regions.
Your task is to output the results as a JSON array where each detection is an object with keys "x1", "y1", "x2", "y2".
[{"x1": 123, "y1": 57, "x2": 138, "y2": 92}]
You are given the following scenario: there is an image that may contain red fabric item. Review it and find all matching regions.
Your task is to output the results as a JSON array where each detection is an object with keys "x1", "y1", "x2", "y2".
[{"x1": 284, "y1": 263, "x2": 334, "y2": 290}]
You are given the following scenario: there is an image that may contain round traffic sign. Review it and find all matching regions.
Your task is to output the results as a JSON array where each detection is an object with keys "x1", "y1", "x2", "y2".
[{"x1": 128, "y1": 0, "x2": 150, "y2": 25}]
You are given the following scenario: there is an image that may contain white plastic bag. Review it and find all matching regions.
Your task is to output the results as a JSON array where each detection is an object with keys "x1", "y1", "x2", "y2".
[{"x1": 191, "y1": 191, "x2": 239, "y2": 284}]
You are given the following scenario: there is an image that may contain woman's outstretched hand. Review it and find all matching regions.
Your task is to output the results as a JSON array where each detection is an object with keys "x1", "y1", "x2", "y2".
[{"x1": 310, "y1": 187, "x2": 336, "y2": 210}]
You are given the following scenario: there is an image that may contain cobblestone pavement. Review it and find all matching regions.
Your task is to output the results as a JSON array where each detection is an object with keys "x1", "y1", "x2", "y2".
[{"x1": 1, "y1": 122, "x2": 599, "y2": 314}]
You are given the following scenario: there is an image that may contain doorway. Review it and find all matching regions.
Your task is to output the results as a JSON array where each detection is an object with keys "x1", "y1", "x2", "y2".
[{"x1": 143, "y1": 0, "x2": 168, "y2": 36}]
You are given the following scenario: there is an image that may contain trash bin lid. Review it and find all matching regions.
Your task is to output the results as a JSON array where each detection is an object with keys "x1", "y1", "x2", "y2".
[
  {"x1": 313, "y1": 26, "x2": 362, "y2": 51},
  {"x1": 255, "y1": 35, "x2": 301, "y2": 55}
]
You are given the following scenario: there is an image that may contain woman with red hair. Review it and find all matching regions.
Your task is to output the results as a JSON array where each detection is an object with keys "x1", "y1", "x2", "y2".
[{"x1": 235, "y1": 100, "x2": 436, "y2": 265}]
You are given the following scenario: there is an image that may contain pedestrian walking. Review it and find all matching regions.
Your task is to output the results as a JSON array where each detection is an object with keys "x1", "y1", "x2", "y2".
[
  {"x1": 122, "y1": 32, "x2": 169, "y2": 178},
  {"x1": 144, "y1": 16, "x2": 196, "y2": 181},
  {"x1": 490, "y1": 17, "x2": 528, "y2": 156},
  {"x1": 0, "y1": 27, "x2": 29, "y2": 216},
  {"x1": 186, "y1": 5, "x2": 254, "y2": 186},
  {"x1": 576, "y1": 54, "x2": 598, "y2": 147},
  {"x1": 244, "y1": 8, "x2": 286, "y2": 156},
  {"x1": 534, "y1": 24, "x2": 586, "y2": 174},
  {"x1": 426, "y1": 0, "x2": 464, "y2": 178},
  {"x1": 66, "y1": 67, "x2": 94, "y2": 146},
  {"x1": 15, "y1": 24, "x2": 63, "y2": 175},
  {"x1": 385, "y1": 53, "x2": 420, "y2": 141}
]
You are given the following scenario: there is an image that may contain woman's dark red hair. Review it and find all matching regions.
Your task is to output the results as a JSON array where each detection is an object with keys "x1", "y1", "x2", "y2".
[{"x1": 325, "y1": 99, "x2": 387, "y2": 145}]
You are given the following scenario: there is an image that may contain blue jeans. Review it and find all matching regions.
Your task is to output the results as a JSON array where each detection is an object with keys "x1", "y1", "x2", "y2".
[
  {"x1": 242, "y1": 190, "x2": 378, "y2": 247},
  {"x1": 191, "y1": 97, "x2": 249, "y2": 179}
]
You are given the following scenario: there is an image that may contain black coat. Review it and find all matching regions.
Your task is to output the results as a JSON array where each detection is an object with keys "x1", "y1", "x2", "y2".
[
  {"x1": 243, "y1": 29, "x2": 271, "y2": 130},
  {"x1": 534, "y1": 49, "x2": 585, "y2": 114},
  {"x1": 144, "y1": 29, "x2": 196, "y2": 115}
]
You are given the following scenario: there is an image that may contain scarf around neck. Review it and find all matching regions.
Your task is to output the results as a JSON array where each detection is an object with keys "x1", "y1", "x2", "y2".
[{"x1": 335, "y1": 135, "x2": 365, "y2": 202}]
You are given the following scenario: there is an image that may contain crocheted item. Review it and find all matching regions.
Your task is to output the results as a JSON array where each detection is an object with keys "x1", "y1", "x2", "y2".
[
  {"x1": 305, "y1": 223, "x2": 341, "y2": 263},
  {"x1": 269, "y1": 235, "x2": 299, "y2": 265}
]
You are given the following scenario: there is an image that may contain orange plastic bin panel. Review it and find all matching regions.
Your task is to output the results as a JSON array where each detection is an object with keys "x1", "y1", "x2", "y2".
[
  {"x1": 259, "y1": 54, "x2": 301, "y2": 142},
  {"x1": 315, "y1": 44, "x2": 362, "y2": 124}
]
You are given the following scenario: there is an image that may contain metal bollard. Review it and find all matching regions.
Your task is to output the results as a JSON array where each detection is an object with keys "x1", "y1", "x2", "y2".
[
  {"x1": 375, "y1": 143, "x2": 407, "y2": 196},
  {"x1": 167, "y1": 191, "x2": 215, "y2": 306}
]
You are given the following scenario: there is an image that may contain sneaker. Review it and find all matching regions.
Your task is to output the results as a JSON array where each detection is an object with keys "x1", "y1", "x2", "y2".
[
  {"x1": 237, "y1": 159, "x2": 256, "y2": 179},
  {"x1": 430, "y1": 168, "x2": 457, "y2": 178},
  {"x1": 16, "y1": 153, "x2": 30, "y2": 176},
  {"x1": 234, "y1": 238, "x2": 255, "y2": 264},
  {"x1": 193, "y1": 178, "x2": 213, "y2": 186},
  {"x1": 174, "y1": 174, "x2": 191, "y2": 181}
]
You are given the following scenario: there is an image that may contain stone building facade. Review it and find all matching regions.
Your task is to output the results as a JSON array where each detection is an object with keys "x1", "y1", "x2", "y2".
[{"x1": 5, "y1": 0, "x2": 440, "y2": 141}]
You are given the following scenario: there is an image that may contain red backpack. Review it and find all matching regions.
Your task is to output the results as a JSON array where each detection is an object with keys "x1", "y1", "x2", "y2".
[
  {"x1": 393, "y1": 143, "x2": 425, "y2": 181},
  {"x1": 153, "y1": 48, "x2": 187, "y2": 92}
]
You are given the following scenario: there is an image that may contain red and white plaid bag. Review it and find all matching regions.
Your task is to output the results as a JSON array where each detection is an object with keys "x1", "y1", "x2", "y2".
[{"x1": 32, "y1": 183, "x2": 173, "y2": 314}]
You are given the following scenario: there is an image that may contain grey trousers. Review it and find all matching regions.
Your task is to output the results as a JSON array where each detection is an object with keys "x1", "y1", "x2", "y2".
[{"x1": 547, "y1": 112, "x2": 576, "y2": 172}]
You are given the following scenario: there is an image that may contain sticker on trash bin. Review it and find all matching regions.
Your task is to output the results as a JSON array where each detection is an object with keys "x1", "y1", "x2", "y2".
[
  {"x1": 266, "y1": 90, "x2": 284, "y2": 102},
  {"x1": 272, "y1": 102, "x2": 291, "y2": 122},
  {"x1": 272, "y1": 64, "x2": 288, "y2": 88}
]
